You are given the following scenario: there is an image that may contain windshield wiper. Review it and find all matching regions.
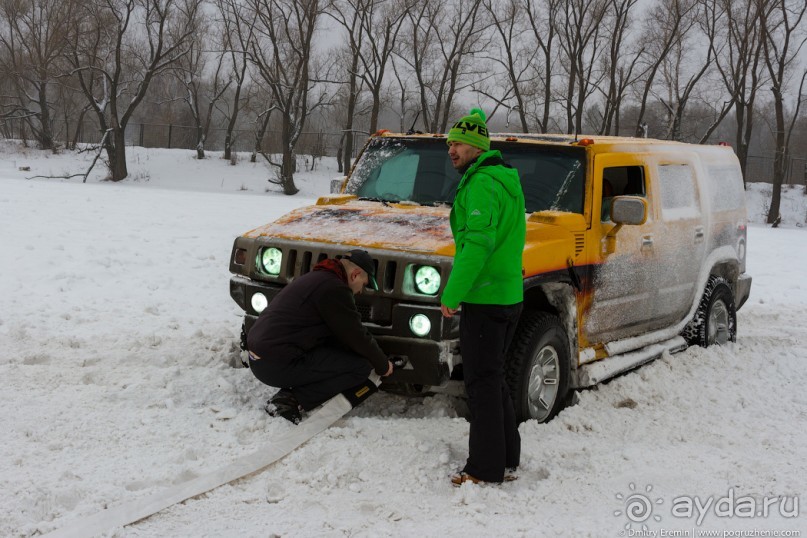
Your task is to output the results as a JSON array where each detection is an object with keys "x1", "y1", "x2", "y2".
[{"x1": 358, "y1": 196, "x2": 391, "y2": 206}]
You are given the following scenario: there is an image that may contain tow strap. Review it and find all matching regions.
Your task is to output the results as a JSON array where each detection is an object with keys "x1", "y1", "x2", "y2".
[{"x1": 44, "y1": 372, "x2": 382, "y2": 538}]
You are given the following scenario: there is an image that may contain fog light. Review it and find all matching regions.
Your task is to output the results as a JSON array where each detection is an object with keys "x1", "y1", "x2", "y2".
[
  {"x1": 251, "y1": 292, "x2": 268, "y2": 313},
  {"x1": 409, "y1": 314, "x2": 431, "y2": 337}
]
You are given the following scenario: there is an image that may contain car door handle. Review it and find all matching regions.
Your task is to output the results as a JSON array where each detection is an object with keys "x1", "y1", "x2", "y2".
[
  {"x1": 694, "y1": 226, "x2": 705, "y2": 242},
  {"x1": 641, "y1": 235, "x2": 653, "y2": 249}
]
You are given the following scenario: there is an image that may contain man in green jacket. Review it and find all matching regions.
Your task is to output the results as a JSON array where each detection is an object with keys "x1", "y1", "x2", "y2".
[{"x1": 441, "y1": 108, "x2": 526, "y2": 486}]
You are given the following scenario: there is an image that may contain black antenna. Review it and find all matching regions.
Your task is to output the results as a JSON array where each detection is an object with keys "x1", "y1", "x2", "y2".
[{"x1": 406, "y1": 110, "x2": 422, "y2": 135}]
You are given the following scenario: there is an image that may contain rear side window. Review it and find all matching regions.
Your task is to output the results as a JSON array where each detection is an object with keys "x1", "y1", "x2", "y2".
[
  {"x1": 706, "y1": 165, "x2": 744, "y2": 212},
  {"x1": 657, "y1": 163, "x2": 700, "y2": 219}
]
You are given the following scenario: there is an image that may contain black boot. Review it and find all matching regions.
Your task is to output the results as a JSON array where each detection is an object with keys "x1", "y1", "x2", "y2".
[{"x1": 265, "y1": 389, "x2": 302, "y2": 424}]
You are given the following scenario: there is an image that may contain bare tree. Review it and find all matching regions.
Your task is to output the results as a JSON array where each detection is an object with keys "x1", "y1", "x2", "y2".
[
  {"x1": 53, "y1": 80, "x2": 92, "y2": 149},
  {"x1": 172, "y1": 18, "x2": 231, "y2": 159},
  {"x1": 478, "y1": 0, "x2": 534, "y2": 132},
  {"x1": 555, "y1": 0, "x2": 609, "y2": 134},
  {"x1": 654, "y1": 0, "x2": 719, "y2": 141},
  {"x1": 400, "y1": 0, "x2": 485, "y2": 133},
  {"x1": 631, "y1": 0, "x2": 696, "y2": 138},
  {"x1": 596, "y1": 0, "x2": 643, "y2": 136},
  {"x1": 242, "y1": 84, "x2": 274, "y2": 163},
  {"x1": 358, "y1": 0, "x2": 409, "y2": 133},
  {"x1": 247, "y1": 0, "x2": 327, "y2": 195},
  {"x1": 760, "y1": 0, "x2": 807, "y2": 224},
  {"x1": 328, "y1": 0, "x2": 367, "y2": 174},
  {"x1": 0, "y1": 0, "x2": 76, "y2": 150},
  {"x1": 217, "y1": 0, "x2": 256, "y2": 161},
  {"x1": 523, "y1": 0, "x2": 562, "y2": 133},
  {"x1": 708, "y1": 0, "x2": 767, "y2": 182},
  {"x1": 67, "y1": 0, "x2": 201, "y2": 181},
  {"x1": 390, "y1": 54, "x2": 417, "y2": 132}
]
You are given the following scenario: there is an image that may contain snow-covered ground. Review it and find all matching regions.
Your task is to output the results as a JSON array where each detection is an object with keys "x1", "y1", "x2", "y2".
[{"x1": 1, "y1": 141, "x2": 805, "y2": 537}]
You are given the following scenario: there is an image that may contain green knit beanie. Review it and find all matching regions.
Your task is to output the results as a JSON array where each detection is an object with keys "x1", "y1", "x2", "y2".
[{"x1": 447, "y1": 107, "x2": 490, "y2": 151}]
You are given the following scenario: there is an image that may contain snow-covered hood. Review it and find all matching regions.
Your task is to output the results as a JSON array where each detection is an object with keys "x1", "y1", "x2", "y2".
[
  {"x1": 243, "y1": 197, "x2": 584, "y2": 265},
  {"x1": 243, "y1": 198, "x2": 457, "y2": 256}
]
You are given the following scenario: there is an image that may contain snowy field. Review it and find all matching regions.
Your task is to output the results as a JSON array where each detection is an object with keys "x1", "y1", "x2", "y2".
[{"x1": 1, "y1": 141, "x2": 806, "y2": 537}]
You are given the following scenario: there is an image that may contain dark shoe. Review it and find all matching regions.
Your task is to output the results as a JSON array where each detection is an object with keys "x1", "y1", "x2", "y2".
[{"x1": 265, "y1": 390, "x2": 302, "y2": 425}]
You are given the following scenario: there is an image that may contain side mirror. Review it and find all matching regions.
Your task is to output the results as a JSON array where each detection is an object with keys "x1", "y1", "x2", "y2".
[
  {"x1": 330, "y1": 177, "x2": 347, "y2": 194},
  {"x1": 611, "y1": 196, "x2": 647, "y2": 225},
  {"x1": 603, "y1": 196, "x2": 648, "y2": 254}
]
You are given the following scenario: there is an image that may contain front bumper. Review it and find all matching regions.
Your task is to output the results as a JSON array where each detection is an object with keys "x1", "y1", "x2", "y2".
[{"x1": 231, "y1": 276, "x2": 459, "y2": 386}]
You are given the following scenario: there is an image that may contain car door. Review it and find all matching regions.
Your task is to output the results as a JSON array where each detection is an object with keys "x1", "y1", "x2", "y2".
[
  {"x1": 651, "y1": 156, "x2": 707, "y2": 326},
  {"x1": 584, "y1": 153, "x2": 663, "y2": 343}
]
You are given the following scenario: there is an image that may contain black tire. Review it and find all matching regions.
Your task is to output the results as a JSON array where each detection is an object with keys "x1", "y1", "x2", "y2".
[
  {"x1": 682, "y1": 275, "x2": 737, "y2": 347},
  {"x1": 505, "y1": 311, "x2": 571, "y2": 423}
]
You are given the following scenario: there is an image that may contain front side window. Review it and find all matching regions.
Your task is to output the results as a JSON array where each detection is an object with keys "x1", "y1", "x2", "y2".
[{"x1": 601, "y1": 166, "x2": 646, "y2": 221}]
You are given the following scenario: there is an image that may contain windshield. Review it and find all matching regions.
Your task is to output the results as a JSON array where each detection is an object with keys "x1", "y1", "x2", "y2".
[{"x1": 345, "y1": 137, "x2": 586, "y2": 213}]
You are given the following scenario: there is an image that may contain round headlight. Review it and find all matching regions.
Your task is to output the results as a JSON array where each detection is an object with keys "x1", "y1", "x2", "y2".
[
  {"x1": 251, "y1": 292, "x2": 268, "y2": 313},
  {"x1": 260, "y1": 247, "x2": 282, "y2": 275},
  {"x1": 409, "y1": 314, "x2": 431, "y2": 337},
  {"x1": 414, "y1": 265, "x2": 441, "y2": 295}
]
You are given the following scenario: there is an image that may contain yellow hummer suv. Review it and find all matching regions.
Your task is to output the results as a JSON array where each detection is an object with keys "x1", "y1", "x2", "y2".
[{"x1": 229, "y1": 132, "x2": 751, "y2": 423}]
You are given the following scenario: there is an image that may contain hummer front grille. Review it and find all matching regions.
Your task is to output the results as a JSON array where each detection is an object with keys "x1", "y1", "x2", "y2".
[{"x1": 248, "y1": 240, "x2": 453, "y2": 317}]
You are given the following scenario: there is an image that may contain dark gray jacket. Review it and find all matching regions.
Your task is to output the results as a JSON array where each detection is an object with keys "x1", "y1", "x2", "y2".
[{"x1": 247, "y1": 261, "x2": 388, "y2": 375}]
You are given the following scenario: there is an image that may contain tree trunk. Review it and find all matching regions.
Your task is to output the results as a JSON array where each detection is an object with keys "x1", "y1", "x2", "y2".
[
  {"x1": 671, "y1": 101, "x2": 685, "y2": 141},
  {"x1": 767, "y1": 95, "x2": 786, "y2": 224},
  {"x1": 369, "y1": 90, "x2": 381, "y2": 134},
  {"x1": 223, "y1": 78, "x2": 243, "y2": 162},
  {"x1": 280, "y1": 148, "x2": 299, "y2": 195},
  {"x1": 565, "y1": 66, "x2": 576, "y2": 134},
  {"x1": 343, "y1": 74, "x2": 358, "y2": 173},
  {"x1": 196, "y1": 126, "x2": 205, "y2": 159},
  {"x1": 279, "y1": 115, "x2": 298, "y2": 195},
  {"x1": 342, "y1": 131, "x2": 353, "y2": 175},
  {"x1": 741, "y1": 106, "x2": 755, "y2": 188},
  {"x1": 336, "y1": 138, "x2": 344, "y2": 174},
  {"x1": 70, "y1": 118, "x2": 82, "y2": 150},
  {"x1": 37, "y1": 81, "x2": 54, "y2": 151},
  {"x1": 224, "y1": 131, "x2": 233, "y2": 161},
  {"x1": 733, "y1": 102, "x2": 749, "y2": 187},
  {"x1": 252, "y1": 112, "x2": 271, "y2": 163},
  {"x1": 105, "y1": 127, "x2": 129, "y2": 181}
]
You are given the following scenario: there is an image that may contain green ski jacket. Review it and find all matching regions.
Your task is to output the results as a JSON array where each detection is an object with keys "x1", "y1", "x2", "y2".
[{"x1": 441, "y1": 150, "x2": 526, "y2": 309}]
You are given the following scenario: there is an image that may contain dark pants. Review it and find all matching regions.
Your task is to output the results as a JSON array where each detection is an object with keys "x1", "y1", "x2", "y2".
[
  {"x1": 460, "y1": 302, "x2": 522, "y2": 482},
  {"x1": 249, "y1": 346, "x2": 372, "y2": 410}
]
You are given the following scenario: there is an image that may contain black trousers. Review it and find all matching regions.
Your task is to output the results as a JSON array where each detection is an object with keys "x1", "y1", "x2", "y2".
[
  {"x1": 249, "y1": 346, "x2": 372, "y2": 410},
  {"x1": 460, "y1": 302, "x2": 522, "y2": 482}
]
